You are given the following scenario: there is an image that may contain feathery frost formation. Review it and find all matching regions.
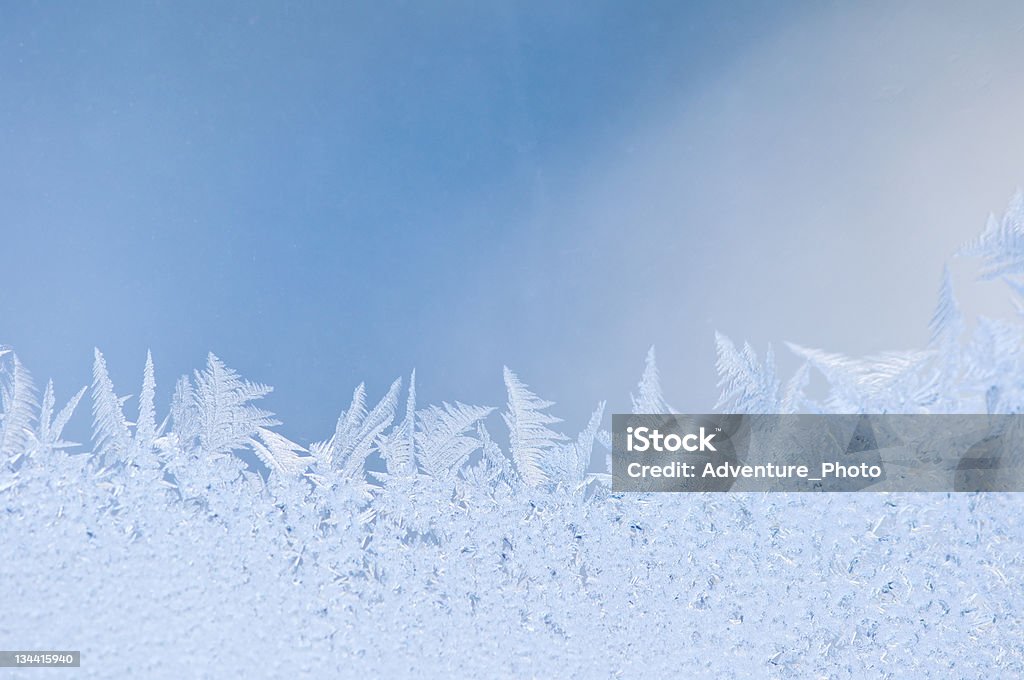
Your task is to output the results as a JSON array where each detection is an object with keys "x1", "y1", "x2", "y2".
[
  {"x1": 715, "y1": 192, "x2": 1024, "y2": 416},
  {"x1": 4, "y1": 195, "x2": 1024, "y2": 676}
]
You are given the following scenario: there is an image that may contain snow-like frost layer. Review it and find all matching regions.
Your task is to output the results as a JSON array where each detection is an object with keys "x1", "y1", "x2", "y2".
[{"x1": 3, "y1": 457, "x2": 1021, "y2": 678}]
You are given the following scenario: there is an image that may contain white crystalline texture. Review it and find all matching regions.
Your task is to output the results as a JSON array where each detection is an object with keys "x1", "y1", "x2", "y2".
[{"x1": 4, "y1": 195, "x2": 1024, "y2": 677}]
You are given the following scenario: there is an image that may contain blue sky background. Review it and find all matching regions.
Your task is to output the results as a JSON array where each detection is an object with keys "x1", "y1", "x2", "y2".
[{"x1": 4, "y1": 1, "x2": 1024, "y2": 443}]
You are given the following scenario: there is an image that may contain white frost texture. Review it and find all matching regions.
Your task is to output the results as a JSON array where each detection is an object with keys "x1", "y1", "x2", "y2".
[{"x1": 4, "y1": 195, "x2": 1024, "y2": 678}]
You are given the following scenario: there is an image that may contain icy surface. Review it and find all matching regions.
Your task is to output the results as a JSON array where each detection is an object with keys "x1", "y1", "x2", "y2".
[
  {"x1": 3, "y1": 462, "x2": 1022, "y2": 678},
  {"x1": 4, "y1": 196, "x2": 1024, "y2": 677}
]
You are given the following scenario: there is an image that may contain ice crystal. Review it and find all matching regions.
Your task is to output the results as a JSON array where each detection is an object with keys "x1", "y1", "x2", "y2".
[{"x1": 3, "y1": 195, "x2": 1024, "y2": 677}]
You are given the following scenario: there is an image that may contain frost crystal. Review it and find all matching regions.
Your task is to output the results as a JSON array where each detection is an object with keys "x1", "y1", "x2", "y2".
[{"x1": 3, "y1": 196, "x2": 1024, "y2": 677}]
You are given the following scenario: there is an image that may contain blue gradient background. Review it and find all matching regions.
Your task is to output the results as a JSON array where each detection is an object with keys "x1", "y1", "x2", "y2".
[{"x1": 3, "y1": 1, "x2": 1024, "y2": 443}]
